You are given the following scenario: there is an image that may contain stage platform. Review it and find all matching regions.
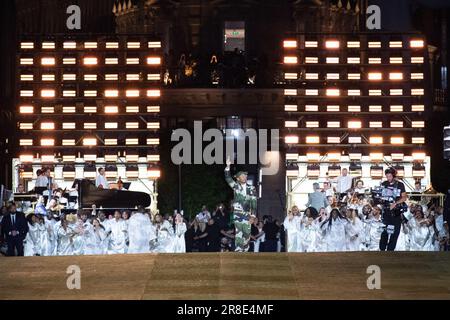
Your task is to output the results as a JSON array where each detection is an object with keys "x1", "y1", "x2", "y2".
[{"x1": 1, "y1": 252, "x2": 449, "y2": 300}]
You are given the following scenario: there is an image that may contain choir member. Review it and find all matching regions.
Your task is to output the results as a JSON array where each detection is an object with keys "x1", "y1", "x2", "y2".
[
  {"x1": 299, "y1": 207, "x2": 318, "y2": 252},
  {"x1": 283, "y1": 205, "x2": 302, "y2": 252},
  {"x1": 151, "y1": 213, "x2": 174, "y2": 253},
  {"x1": 320, "y1": 208, "x2": 348, "y2": 252},
  {"x1": 345, "y1": 208, "x2": 363, "y2": 251},
  {"x1": 24, "y1": 214, "x2": 40, "y2": 256},
  {"x1": 362, "y1": 206, "x2": 384, "y2": 251},
  {"x1": 173, "y1": 213, "x2": 187, "y2": 253},
  {"x1": 56, "y1": 218, "x2": 75, "y2": 256},
  {"x1": 128, "y1": 210, "x2": 154, "y2": 254},
  {"x1": 106, "y1": 210, "x2": 128, "y2": 254}
]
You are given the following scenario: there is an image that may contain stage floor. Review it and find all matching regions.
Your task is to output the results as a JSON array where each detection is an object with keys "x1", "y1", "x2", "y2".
[{"x1": 1, "y1": 252, "x2": 449, "y2": 300}]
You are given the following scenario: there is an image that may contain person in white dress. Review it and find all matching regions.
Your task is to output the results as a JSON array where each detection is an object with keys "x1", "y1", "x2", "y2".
[
  {"x1": 43, "y1": 213, "x2": 57, "y2": 256},
  {"x1": 72, "y1": 212, "x2": 93, "y2": 255},
  {"x1": 362, "y1": 206, "x2": 385, "y2": 251},
  {"x1": 283, "y1": 205, "x2": 302, "y2": 252},
  {"x1": 173, "y1": 213, "x2": 187, "y2": 253},
  {"x1": 106, "y1": 210, "x2": 128, "y2": 254},
  {"x1": 128, "y1": 210, "x2": 154, "y2": 254},
  {"x1": 299, "y1": 208, "x2": 319, "y2": 252},
  {"x1": 84, "y1": 218, "x2": 108, "y2": 255},
  {"x1": 151, "y1": 213, "x2": 175, "y2": 253},
  {"x1": 320, "y1": 208, "x2": 348, "y2": 252},
  {"x1": 314, "y1": 207, "x2": 328, "y2": 252},
  {"x1": 24, "y1": 214, "x2": 40, "y2": 256},
  {"x1": 406, "y1": 209, "x2": 435, "y2": 251},
  {"x1": 56, "y1": 218, "x2": 75, "y2": 256},
  {"x1": 345, "y1": 208, "x2": 363, "y2": 251}
]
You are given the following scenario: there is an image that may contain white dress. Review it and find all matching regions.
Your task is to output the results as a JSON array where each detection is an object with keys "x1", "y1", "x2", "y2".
[
  {"x1": 345, "y1": 217, "x2": 363, "y2": 251},
  {"x1": 313, "y1": 218, "x2": 327, "y2": 252},
  {"x1": 43, "y1": 217, "x2": 56, "y2": 256},
  {"x1": 283, "y1": 215, "x2": 301, "y2": 252},
  {"x1": 106, "y1": 219, "x2": 128, "y2": 254},
  {"x1": 152, "y1": 220, "x2": 175, "y2": 253},
  {"x1": 84, "y1": 227, "x2": 108, "y2": 255},
  {"x1": 363, "y1": 216, "x2": 385, "y2": 251},
  {"x1": 128, "y1": 213, "x2": 154, "y2": 254},
  {"x1": 24, "y1": 222, "x2": 40, "y2": 256},
  {"x1": 56, "y1": 225, "x2": 74, "y2": 256},
  {"x1": 320, "y1": 217, "x2": 347, "y2": 252},
  {"x1": 299, "y1": 218, "x2": 318, "y2": 252},
  {"x1": 173, "y1": 222, "x2": 187, "y2": 253}
]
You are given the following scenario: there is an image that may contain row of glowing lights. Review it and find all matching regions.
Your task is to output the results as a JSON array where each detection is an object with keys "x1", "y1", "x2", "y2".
[
  {"x1": 19, "y1": 121, "x2": 160, "y2": 130},
  {"x1": 284, "y1": 104, "x2": 424, "y2": 112},
  {"x1": 20, "y1": 41, "x2": 161, "y2": 50},
  {"x1": 19, "y1": 137, "x2": 159, "y2": 147},
  {"x1": 284, "y1": 135, "x2": 424, "y2": 145},
  {"x1": 18, "y1": 105, "x2": 160, "y2": 114},
  {"x1": 20, "y1": 73, "x2": 161, "y2": 82},
  {"x1": 285, "y1": 119, "x2": 424, "y2": 128},
  {"x1": 283, "y1": 39, "x2": 424, "y2": 49},
  {"x1": 284, "y1": 71, "x2": 423, "y2": 81},
  {"x1": 21, "y1": 170, "x2": 161, "y2": 180},
  {"x1": 283, "y1": 56, "x2": 424, "y2": 64},
  {"x1": 287, "y1": 166, "x2": 426, "y2": 178},
  {"x1": 19, "y1": 89, "x2": 161, "y2": 98},
  {"x1": 285, "y1": 152, "x2": 426, "y2": 162},
  {"x1": 19, "y1": 154, "x2": 160, "y2": 163},
  {"x1": 19, "y1": 56, "x2": 161, "y2": 66},
  {"x1": 283, "y1": 88, "x2": 424, "y2": 96}
]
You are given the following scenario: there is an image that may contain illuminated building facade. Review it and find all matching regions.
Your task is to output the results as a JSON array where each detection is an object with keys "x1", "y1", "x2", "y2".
[
  {"x1": 15, "y1": 35, "x2": 162, "y2": 197},
  {"x1": 282, "y1": 34, "x2": 430, "y2": 208}
]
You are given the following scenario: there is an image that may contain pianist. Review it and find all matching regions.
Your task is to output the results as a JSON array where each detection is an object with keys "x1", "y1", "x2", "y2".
[{"x1": 95, "y1": 168, "x2": 109, "y2": 189}]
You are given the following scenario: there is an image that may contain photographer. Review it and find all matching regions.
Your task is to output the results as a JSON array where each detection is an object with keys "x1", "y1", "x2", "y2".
[{"x1": 379, "y1": 168, "x2": 407, "y2": 251}]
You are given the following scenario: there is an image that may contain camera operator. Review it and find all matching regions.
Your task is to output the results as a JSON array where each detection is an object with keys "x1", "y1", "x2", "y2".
[{"x1": 379, "y1": 168, "x2": 407, "y2": 251}]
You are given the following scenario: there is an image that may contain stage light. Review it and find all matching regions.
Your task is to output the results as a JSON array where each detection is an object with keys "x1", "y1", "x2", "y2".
[
  {"x1": 62, "y1": 106, "x2": 76, "y2": 113},
  {"x1": 126, "y1": 122, "x2": 139, "y2": 129},
  {"x1": 368, "y1": 57, "x2": 381, "y2": 64},
  {"x1": 389, "y1": 41, "x2": 402, "y2": 48},
  {"x1": 305, "y1": 57, "x2": 318, "y2": 63},
  {"x1": 84, "y1": 42, "x2": 97, "y2": 49},
  {"x1": 327, "y1": 164, "x2": 341, "y2": 177},
  {"x1": 83, "y1": 138, "x2": 97, "y2": 146},
  {"x1": 390, "y1": 89, "x2": 403, "y2": 96},
  {"x1": 306, "y1": 152, "x2": 320, "y2": 162},
  {"x1": 62, "y1": 164, "x2": 76, "y2": 179},
  {"x1": 126, "y1": 166, "x2": 139, "y2": 179},
  {"x1": 370, "y1": 136, "x2": 383, "y2": 144},
  {"x1": 19, "y1": 123, "x2": 33, "y2": 129},
  {"x1": 20, "y1": 58, "x2": 33, "y2": 65},
  {"x1": 348, "y1": 136, "x2": 361, "y2": 144},
  {"x1": 147, "y1": 106, "x2": 160, "y2": 113},
  {"x1": 327, "y1": 105, "x2": 339, "y2": 112},
  {"x1": 348, "y1": 105, "x2": 360, "y2": 112},
  {"x1": 62, "y1": 123, "x2": 76, "y2": 129},
  {"x1": 369, "y1": 89, "x2": 382, "y2": 96},
  {"x1": 42, "y1": 42, "x2": 55, "y2": 49},
  {"x1": 63, "y1": 41, "x2": 76, "y2": 49},
  {"x1": 284, "y1": 73, "x2": 298, "y2": 80},
  {"x1": 62, "y1": 155, "x2": 76, "y2": 162},
  {"x1": 390, "y1": 121, "x2": 404, "y2": 128},
  {"x1": 19, "y1": 154, "x2": 33, "y2": 162},
  {"x1": 411, "y1": 73, "x2": 424, "y2": 80},
  {"x1": 127, "y1": 74, "x2": 140, "y2": 81},
  {"x1": 105, "y1": 57, "x2": 118, "y2": 64},
  {"x1": 84, "y1": 123, "x2": 97, "y2": 129},
  {"x1": 283, "y1": 56, "x2": 298, "y2": 64},
  {"x1": 348, "y1": 73, "x2": 360, "y2": 80},
  {"x1": 83, "y1": 164, "x2": 97, "y2": 179},
  {"x1": 410, "y1": 39, "x2": 424, "y2": 48},
  {"x1": 147, "y1": 138, "x2": 160, "y2": 145},
  {"x1": 126, "y1": 89, "x2": 140, "y2": 97},
  {"x1": 412, "y1": 152, "x2": 426, "y2": 161},
  {"x1": 389, "y1": 72, "x2": 403, "y2": 80},
  {"x1": 306, "y1": 136, "x2": 320, "y2": 144},
  {"x1": 20, "y1": 90, "x2": 33, "y2": 97},
  {"x1": 327, "y1": 152, "x2": 341, "y2": 162},
  {"x1": 41, "y1": 155, "x2": 55, "y2": 162},
  {"x1": 411, "y1": 88, "x2": 424, "y2": 95},
  {"x1": 19, "y1": 139, "x2": 32, "y2": 146},
  {"x1": 62, "y1": 74, "x2": 75, "y2": 81},
  {"x1": 327, "y1": 136, "x2": 340, "y2": 143},
  {"x1": 83, "y1": 57, "x2": 98, "y2": 65},
  {"x1": 126, "y1": 154, "x2": 139, "y2": 162},
  {"x1": 326, "y1": 57, "x2": 339, "y2": 64},
  {"x1": 105, "y1": 165, "x2": 118, "y2": 179},
  {"x1": 411, "y1": 57, "x2": 424, "y2": 63},
  {"x1": 20, "y1": 42, "x2": 34, "y2": 49},
  {"x1": 125, "y1": 138, "x2": 139, "y2": 145},
  {"x1": 147, "y1": 89, "x2": 161, "y2": 97},
  {"x1": 84, "y1": 74, "x2": 97, "y2": 81},
  {"x1": 84, "y1": 154, "x2": 97, "y2": 161},
  {"x1": 84, "y1": 90, "x2": 97, "y2": 97},
  {"x1": 104, "y1": 105, "x2": 118, "y2": 113},
  {"x1": 368, "y1": 41, "x2": 381, "y2": 48},
  {"x1": 391, "y1": 153, "x2": 404, "y2": 161},
  {"x1": 284, "y1": 121, "x2": 298, "y2": 128},
  {"x1": 63, "y1": 90, "x2": 76, "y2": 97},
  {"x1": 126, "y1": 106, "x2": 139, "y2": 113},
  {"x1": 41, "y1": 89, "x2": 55, "y2": 98},
  {"x1": 62, "y1": 139, "x2": 75, "y2": 146},
  {"x1": 326, "y1": 88, "x2": 340, "y2": 96},
  {"x1": 105, "y1": 90, "x2": 119, "y2": 97},
  {"x1": 20, "y1": 106, "x2": 34, "y2": 113},
  {"x1": 326, "y1": 73, "x2": 340, "y2": 80},
  {"x1": 393, "y1": 165, "x2": 405, "y2": 178},
  {"x1": 148, "y1": 41, "x2": 161, "y2": 48},
  {"x1": 390, "y1": 137, "x2": 404, "y2": 145},
  {"x1": 147, "y1": 74, "x2": 160, "y2": 81},
  {"x1": 348, "y1": 121, "x2": 362, "y2": 129},
  {"x1": 84, "y1": 106, "x2": 97, "y2": 113},
  {"x1": 349, "y1": 153, "x2": 362, "y2": 161},
  {"x1": 286, "y1": 153, "x2": 298, "y2": 161},
  {"x1": 285, "y1": 135, "x2": 299, "y2": 144},
  {"x1": 305, "y1": 73, "x2": 318, "y2": 80},
  {"x1": 347, "y1": 57, "x2": 360, "y2": 64},
  {"x1": 348, "y1": 89, "x2": 361, "y2": 96},
  {"x1": 41, "y1": 106, "x2": 54, "y2": 113},
  {"x1": 147, "y1": 122, "x2": 160, "y2": 129},
  {"x1": 349, "y1": 162, "x2": 362, "y2": 176},
  {"x1": 347, "y1": 41, "x2": 360, "y2": 48},
  {"x1": 306, "y1": 121, "x2": 319, "y2": 128},
  {"x1": 305, "y1": 41, "x2": 318, "y2": 48},
  {"x1": 127, "y1": 42, "x2": 141, "y2": 49},
  {"x1": 285, "y1": 104, "x2": 298, "y2": 112},
  {"x1": 305, "y1": 89, "x2": 318, "y2": 96},
  {"x1": 325, "y1": 40, "x2": 339, "y2": 49},
  {"x1": 147, "y1": 154, "x2": 160, "y2": 162},
  {"x1": 370, "y1": 152, "x2": 384, "y2": 161},
  {"x1": 412, "y1": 137, "x2": 425, "y2": 144},
  {"x1": 369, "y1": 105, "x2": 382, "y2": 112},
  {"x1": 41, "y1": 138, "x2": 54, "y2": 146},
  {"x1": 286, "y1": 163, "x2": 299, "y2": 177},
  {"x1": 63, "y1": 57, "x2": 76, "y2": 64},
  {"x1": 307, "y1": 164, "x2": 320, "y2": 178},
  {"x1": 368, "y1": 72, "x2": 382, "y2": 80},
  {"x1": 104, "y1": 154, "x2": 118, "y2": 162},
  {"x1": 105, "y1": 122, "x2": 118, "y2": 129},
  {"x1": 390, "y1": 57, "x2": 403, "y2": 64},
  {"x1": 327, "y1": 121, "x2": 340, "y2": 128},
  {"x1": 412, "y1": 163, "x2": 426, "y2": 178},
  {"x1": 127, "y1": 58, "x2": 139, "y2": 64},
  {"x1": 148, "y1": 167, "x2": 161, "y2": 179},
  {"x1": 370, "y1": 165, "x2": 384, "y2": 178},
  {"x1": 20, "y1": 74, "x2": 33, "y2": 81},
  {"x1": 147, "y1": 57, "x2": 161, "y2": 65},
  {"x1": 40, "y1": 122, "x2": 54, "y2": 130},
  {"x1": 105, "y1": 74, "x2": 118, "y2": 80},
  {"x1": 283, "y1": 40, "x2": 297, "y2": 48},
  {"x1": 104, "y1": 139, "x2": 117, "y2": 145},
  {"x1": 369, "y1": 121, "x2": 382, "y2": 128},
  {"x1": 411, "y1": 121, "x2": 425, "y2": 128},
  {"x1": 105, "y1": 42, "x2": 119, "y2": 49}
]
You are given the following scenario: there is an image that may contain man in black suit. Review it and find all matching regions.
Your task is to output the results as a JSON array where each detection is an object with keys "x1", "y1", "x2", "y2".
[{"x1": 0, "y1": 203, "x2": 28, "y2": 256}]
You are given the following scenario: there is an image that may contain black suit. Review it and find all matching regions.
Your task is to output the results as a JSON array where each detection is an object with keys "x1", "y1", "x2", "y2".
[{"x1": 1, "y1": 212, "x2": 28, "y2": 256}]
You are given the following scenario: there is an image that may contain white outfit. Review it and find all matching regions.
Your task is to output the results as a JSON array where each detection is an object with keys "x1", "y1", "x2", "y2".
[
  {"x1": 407, "y1": 218, "x2": 434, "y2": 251},
  {"x1": 72, "y1": 220, "x2": 94, "y2": 255},
  {"x1": 313, "y1": 218, "x2": 327, "y2": 252},
  {"x1": 336, "y1": 175, "x2": 353, "y2": 193},
  {"x1": 24, "y1": 223, "x2": 40, "y2": 256},
  {"x1": 128, "y1": 213, "x2": 154, "y2": 253},
  {"x1": 35, "y1": 175, "x2": 48, "y2": 188},
  {"x1": 196, "y1": 211, "x2": 211, "y2": 224},
  {"x1": 362, "y1": 216, "x2": 384, "y2": 251},
  {"x1": 106, "y1": 219, "x2": 128, "y2": 254},
  {"x1": 320, "y1": 217, "x2": 348, "y2": 252},
  {"x1": 254, "y1": 230, "x2": 264, "y2": 252},
  {"x1": 95, "y1": 174, "x2": 109, "y2": 189},
  {"x1": 152, "y1": 220, "x2": 175, "y2": 253},
  {"x1": 345, "y1": 217, "x2": 363, "y2": 251},
  {"x1": 173, "y1": 222, "x2": 187, "y2": 253},
  {"x1": 299, "y1": 217, "x2": 318, "y2": 252},
  {"x1": 43, "y1": 217, "x2": 57, "y2": 256},
  {"x1": 283, "y1": 215, "x2": 302, "y2": 252},
  {"x1": 84, "y1": 227, "x2": 108, "y2": 255},
  {"x1": 56, "y1": 225, "x2": 74, "y2": 256}
]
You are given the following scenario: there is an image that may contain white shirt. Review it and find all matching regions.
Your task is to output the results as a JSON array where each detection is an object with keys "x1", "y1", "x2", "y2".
[
  {"x1": 336, "y1": 175, "x2": 353, "y2": 193},
  {"x1": 95, "y1": 175, "x2": 109, "y2": 189},
  {"x1": 324, "y1": 189, "x2": 334, "y2": 197},
  {"x1": 196, "y1": 211, "x2": 211, "y2": 223},
  {"x1": 35, "y1": 175, "x2": 49, "y2": 187}
]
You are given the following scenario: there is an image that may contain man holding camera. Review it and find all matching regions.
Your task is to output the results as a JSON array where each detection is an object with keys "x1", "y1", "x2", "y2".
[{"x1": 379, "y1": 168, "x2": 407, "y2": 251}]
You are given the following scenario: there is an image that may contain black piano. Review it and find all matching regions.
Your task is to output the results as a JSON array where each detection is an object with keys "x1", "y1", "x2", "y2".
[{"x1": 77, "y1": 179, "x2": 151, "y2": 209}]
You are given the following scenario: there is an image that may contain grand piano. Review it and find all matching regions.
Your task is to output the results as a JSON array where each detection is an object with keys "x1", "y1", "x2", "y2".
[{"x1": 77, "y1": 179, "x2": 151, "y2": 209}]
